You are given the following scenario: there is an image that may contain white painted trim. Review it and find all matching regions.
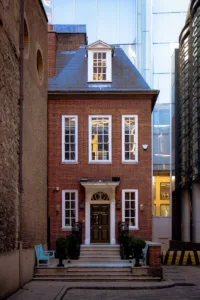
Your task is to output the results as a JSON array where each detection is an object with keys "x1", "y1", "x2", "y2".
[
  {"x1": 110, "y1": 200, "x2": 116, "y2": 244},
  {"x1": 122, "y1": 115, "x2": 138, "y2": 163},
  {"x1": 62, "y1": 115, "x2": 78, "y2": 163},
  {"x1": 88, "y1": 115, "x2": 112, "y2": 163},
  {"x1": 122, "y1": 189, "x2": 138, "y2": 230},
  {"x1": 62, "y1": 190, "x2": 78, "y2": 230},
  {"x1": 84, "y1": 187, "x2": 116, "y2": 244},
  {"x1": 88, "y1": 49, "x2": 112, "y2": 82}
]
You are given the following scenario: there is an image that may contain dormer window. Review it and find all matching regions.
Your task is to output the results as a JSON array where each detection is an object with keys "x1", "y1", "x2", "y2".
[
  {"x1": 93, "y1": 52, "x2": 107, "y2": 81},
  {"x1": 87, "y1": 40, "x2": 113, "y2": 82}
]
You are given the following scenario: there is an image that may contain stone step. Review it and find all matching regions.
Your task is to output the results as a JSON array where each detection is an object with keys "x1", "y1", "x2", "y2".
[
  {"x1": 32, "y1": 276, "x2": 160, "y2": 282},
  {"x1": 34, "y1": 266, "x2": 134, "y2": 274},
  {"x1": 34, "y1": 271, "x2": 134, "y2": 277},
  {"x1": 35, "y1": 270, "x2": 149, "y2": 276},
  {"x1": 79, "y1": 254, "x2": 120, "y2": 258},
  {"x1": 78, "y1": 257, "x2": 122, "y2": 262},
  {"x1": 80, "y1": 249, "x2": 120, "y2": 254},
  {"x1": 81, "y1": 245, "x2": 120, "y2": 248},
  {"x1": 81, "y1": 246, "x2": 120, "y2": 251}
]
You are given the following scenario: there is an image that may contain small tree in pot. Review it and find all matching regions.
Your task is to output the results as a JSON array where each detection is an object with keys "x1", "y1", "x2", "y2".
[
  {"x1": 66, "y1": 234, "x2": 80, "y2": 259},
  {"x1": 130, "y1": 237, "x2": 146, "y2": 267},
  {"x1": 56, "y1": 237, "x2": 68, "y2": 267}
]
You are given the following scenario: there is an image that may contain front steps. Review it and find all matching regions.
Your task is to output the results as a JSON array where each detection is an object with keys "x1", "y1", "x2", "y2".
[
  {"x1": 33, "y1": 244, "x2": 161, "y2": 282},
  {"x1": 79, "y1": 244, "x2": 122, "y2": 262}
]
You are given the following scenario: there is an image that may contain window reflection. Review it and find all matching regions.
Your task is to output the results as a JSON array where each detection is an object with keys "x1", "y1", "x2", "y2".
[{"x1": 90, "y1": 117, "x2": 110, "y2": 161}]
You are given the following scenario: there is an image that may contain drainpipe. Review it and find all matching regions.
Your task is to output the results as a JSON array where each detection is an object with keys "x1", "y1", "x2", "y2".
[{"x1": 19, "y1": 0, "x2": 24, "y2": 287}]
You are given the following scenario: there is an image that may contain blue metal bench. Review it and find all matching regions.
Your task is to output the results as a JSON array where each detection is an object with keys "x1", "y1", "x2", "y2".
[{"x1": 35, "y1": 244, "x2": 55, "y2": 266}]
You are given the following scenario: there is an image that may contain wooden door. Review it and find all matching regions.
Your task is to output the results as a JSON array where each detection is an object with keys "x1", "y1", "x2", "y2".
[{"x1": 90, "y1": 204, "x2": 110, "y2": 243}]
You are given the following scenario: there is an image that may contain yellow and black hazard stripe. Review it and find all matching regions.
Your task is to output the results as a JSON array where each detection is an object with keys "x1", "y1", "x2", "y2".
[{"x1": 161, "y1": 250, "x2": 200, "y2": 265}]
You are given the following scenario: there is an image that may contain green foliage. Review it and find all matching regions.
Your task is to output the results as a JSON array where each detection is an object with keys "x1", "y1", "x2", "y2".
[
  {"x1": 130, "y1": 237, "x2": 146, "y2": 250},
  {"x1": 66, "y1": 234, "x2": 80, "y2": 259},
  {"x1": 120, "y1": 232, "x2": 133, "y2": 246},
  {"x1": 56, "y1": 237, "x2": 68, "y2": 258}
]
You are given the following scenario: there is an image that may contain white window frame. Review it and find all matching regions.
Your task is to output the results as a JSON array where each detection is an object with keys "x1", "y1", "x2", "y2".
[
  {"x1": 122, "y1": 189, "x2": 138, "y2": 230},
  {"x1": 88, "y1": 115, "x2": 112, "y2": 163},
  {"x1": 62, "y1": 190, "x2": 78, "y2": 230},
  {"x1": 122, "y1": 115, "x2": 138, "y2": 163},
  {"x1": 62, "y1": 115, "x2": 78, "y2": 163},
  {"x1": 88, "y1": 50, "x2": 112, "y2": 82}
]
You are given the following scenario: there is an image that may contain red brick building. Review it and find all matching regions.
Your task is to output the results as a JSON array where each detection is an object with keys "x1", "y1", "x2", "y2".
[{"x1": 48, "y1": 36, "x2": 159, "y2": 249}]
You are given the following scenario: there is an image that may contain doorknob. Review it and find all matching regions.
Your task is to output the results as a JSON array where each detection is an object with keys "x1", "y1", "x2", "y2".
[{"x1": 99, "y1": 226, "x2": 101, "y2": 229}]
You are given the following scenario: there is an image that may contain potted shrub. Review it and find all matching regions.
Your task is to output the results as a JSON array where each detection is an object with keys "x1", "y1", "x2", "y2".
[
  {"x1": 119, "y1": 232, "x2": 133, "y2": 259},
  {"x1": 130, "y1": 237, "x2": 146, "y2": 267},
  {"x1": 66, "y1": 234, "x2": 80, "y2": 259},
  {"x1": 56, "y1": 237, "x2": 67, "y2": 267}
]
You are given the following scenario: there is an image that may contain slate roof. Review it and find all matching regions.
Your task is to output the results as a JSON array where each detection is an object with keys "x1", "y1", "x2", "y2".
[
  {"x1": 48, "y1": 46, "x2": 152, "y2": 92},
  {"x1": 53, "y1": 24, "x2": 87, "y2": 34}
]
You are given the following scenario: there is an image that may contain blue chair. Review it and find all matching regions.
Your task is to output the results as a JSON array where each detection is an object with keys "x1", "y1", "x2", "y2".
[{"x1": 35, "y1": 244, "x2": 55, "y2": 266}]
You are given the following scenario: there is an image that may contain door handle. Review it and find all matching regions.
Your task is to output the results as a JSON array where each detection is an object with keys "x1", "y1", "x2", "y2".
[{"x1": 99, "y1": 226, "x2": 101, "y2": 229}]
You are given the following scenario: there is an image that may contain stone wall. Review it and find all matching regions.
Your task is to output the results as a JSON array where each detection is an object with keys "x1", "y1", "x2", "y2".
[
  {"x1": 22, "y1": 0, "x2": 48, "y2": 248},
  {"x1": 0, "y1": 0, "x2": 20, "y2": 253}
]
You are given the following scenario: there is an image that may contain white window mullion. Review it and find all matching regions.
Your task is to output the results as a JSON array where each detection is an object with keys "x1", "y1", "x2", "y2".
[
  {"x1": 89, "y1": 115, "x2": 112, "y2": 163},
  {"x1": 122, "y1": 189, "x2": 138, "y2": 230},
  {"x1": 62, "y1": 115, "x2": 78, "y2": 163},
  {"x1": 122, "y1": 115, "x2": 138, "y2": 163},
  {"x1": 62, "y1": 190, "x2": 78, "y2": 230}
]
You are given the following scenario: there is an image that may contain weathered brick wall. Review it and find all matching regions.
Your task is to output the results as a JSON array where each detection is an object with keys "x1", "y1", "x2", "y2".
[
  {"x1": 57, "y1": 33, "x2": 86, "y2": 51},
  {"x1": 48, "y1": 95, "x2": 153, "y2": 248},
  {"x1": 0, "y1": 0, "x2": 20, "y2": 253},
  {"x1": 47, "y1": 30, "x2": 86, "y2": 78},
  {"x1": 0, "y1": 0, "x2": 48, "y2": 252},
  {"x1": 22, "y1": 0, "x2": 48, "y2": 248}
]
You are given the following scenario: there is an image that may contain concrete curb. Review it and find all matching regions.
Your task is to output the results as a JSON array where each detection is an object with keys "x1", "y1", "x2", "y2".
[{"x1": 55, "y1": 280, "x2": 176, "y2": 300}]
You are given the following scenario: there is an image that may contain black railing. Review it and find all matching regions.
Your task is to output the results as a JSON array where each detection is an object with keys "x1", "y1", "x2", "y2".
[
  {"x1": 72, "y1": 222, "x2": 82, "y2": 245},
  {"x1": 118, "y1": 222, "x2": 129, "y2": 241},
  {"x1": 118, "y1": 222, "x2": 129, "y2": 259}
]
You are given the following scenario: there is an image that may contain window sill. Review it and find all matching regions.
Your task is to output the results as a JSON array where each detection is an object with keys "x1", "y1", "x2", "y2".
[
  {"x1": 88, "y1": 81, "x2": 112, "y2": 83},
  {"x1": 62, "y1": 227, "x2": 72, "y2": 231},
  {"x1": 129, "y1": 227, "x2": 139, "y2": 230},
  {"x1": 88, "y1": 161, "x2": 112, "y2": 164},
  {"x1": 122, "y1": 161, "x2": 139, "y2": 164},
  {"x1": 62, "y1": 161, "x2": 79, "y2": 164}
]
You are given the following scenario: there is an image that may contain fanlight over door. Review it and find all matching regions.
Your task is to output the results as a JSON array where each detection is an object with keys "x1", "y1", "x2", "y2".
[{"x1": 91, "y1": 191, "x2": 109, "y2": 201}]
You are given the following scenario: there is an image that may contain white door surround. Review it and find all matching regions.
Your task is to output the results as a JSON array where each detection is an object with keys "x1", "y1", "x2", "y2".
[{"x1": 80, "y1": 181, "x2": 120, "y2": 245}]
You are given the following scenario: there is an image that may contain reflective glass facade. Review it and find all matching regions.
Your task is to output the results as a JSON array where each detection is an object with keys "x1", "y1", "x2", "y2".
[{"x1": 42, "y1": 0, "x2": 53, "y2": 23}]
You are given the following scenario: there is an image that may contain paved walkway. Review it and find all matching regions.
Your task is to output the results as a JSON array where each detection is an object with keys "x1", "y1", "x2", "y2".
[{"x1": 7, "y1": 266, "x2": 200, "y2": 300}]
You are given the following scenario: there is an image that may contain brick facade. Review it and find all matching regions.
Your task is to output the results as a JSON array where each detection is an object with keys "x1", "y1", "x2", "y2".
[
  {"x1": 57, "y1": 33, "x2": 86, "y2": 51},
  {"x1": 48, "y1": 95, "x2": 153, "y2": 249},
  {"x1": 48, "y1": 26, "x2": 86, "y2": 78}
]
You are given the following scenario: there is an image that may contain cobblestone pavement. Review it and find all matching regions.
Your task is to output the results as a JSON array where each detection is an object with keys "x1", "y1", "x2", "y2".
[{"x1": 7, "y1": 266, "x2": 200, "y2": 300}]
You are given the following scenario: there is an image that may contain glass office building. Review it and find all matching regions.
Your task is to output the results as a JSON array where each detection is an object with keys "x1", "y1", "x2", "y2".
[{"x1": 44, "y1": 0, "x2": 190, "y2": 247}]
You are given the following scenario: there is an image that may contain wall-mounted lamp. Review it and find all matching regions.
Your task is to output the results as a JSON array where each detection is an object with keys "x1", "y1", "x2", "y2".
[
  {"x1": 56, "y1": 204, "x2": 60, "y2": 213},
  {"x1": 80, "y1": 200, "x2": 85, "y2": 209},
  {"x1": 142, "y1": 144, "x2": 148, "y2": 151},
  {"x1": 48, "y1": 186, "x2": 59, "y2": 192},
  {"x1": 116, "y1": 200, "x2": 121, "y2": 209},
  {"x1": 140, "y1": 204, "x2": 144, "y2": 211}
]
